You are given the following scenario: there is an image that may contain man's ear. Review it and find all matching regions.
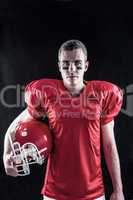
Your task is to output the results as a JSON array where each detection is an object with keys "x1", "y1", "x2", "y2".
[{"x1": 85, "y1": 60, "x2": 89, "y2": 72}]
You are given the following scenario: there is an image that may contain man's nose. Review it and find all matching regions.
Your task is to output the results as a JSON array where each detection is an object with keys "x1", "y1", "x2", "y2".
[{"x1": 68, "y1": 62, "x2": 76, "y2": 73}]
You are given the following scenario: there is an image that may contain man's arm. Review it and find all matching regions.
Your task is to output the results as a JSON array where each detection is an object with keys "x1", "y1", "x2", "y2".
[
  {"x1": 3, "y1": 108, "x2": 33, "y2": 176},
  {"x1": 101, "y1": 120, "x2": 125, "y2": 200}
]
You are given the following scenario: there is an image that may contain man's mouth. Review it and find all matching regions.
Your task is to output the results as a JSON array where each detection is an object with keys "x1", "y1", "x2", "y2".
[{"x1": 67, "y1": 76, "x2": 78, "y2": 79}]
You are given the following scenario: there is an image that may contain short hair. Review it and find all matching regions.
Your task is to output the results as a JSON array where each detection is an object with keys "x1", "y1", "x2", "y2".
[{"x1": 58, "y1": 39, "x2": 88, "y2": 60}]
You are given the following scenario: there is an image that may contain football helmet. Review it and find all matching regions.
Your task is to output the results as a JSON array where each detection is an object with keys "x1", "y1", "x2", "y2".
[{"x1": 9, "y1": 119, "x2": 53, "y2": 176}]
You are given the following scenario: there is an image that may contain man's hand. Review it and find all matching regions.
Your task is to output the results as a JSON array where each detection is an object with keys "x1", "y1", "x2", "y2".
[
  {"x1": 101, "y1": 121, "x2": 125, "y2": 200},
  {"x1": 110, "y1": 191, "x2": 125, "y2": 200},
  {"x1": 3, "y1": 152, "x2": 18, "y2": 177}
]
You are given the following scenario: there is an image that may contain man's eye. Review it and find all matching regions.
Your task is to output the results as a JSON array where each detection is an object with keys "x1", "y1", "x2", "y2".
[
  {"x1": 62, "y1": 62, "x2": 69, "y2": 69},
  {"x1": 75, "y1": 61, "x2": 82, "y2": 66},
  {"x1": 75, "y1": 62, "x2": 82, "y2": 69},
  {"x1": 62, "y1": 63, "x2": 69, "y2": 70}
]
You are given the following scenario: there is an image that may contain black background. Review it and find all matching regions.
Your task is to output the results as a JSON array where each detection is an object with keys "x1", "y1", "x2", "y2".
[{"x1": 0, "y1": 0, "x2": 133, "y2": 199}]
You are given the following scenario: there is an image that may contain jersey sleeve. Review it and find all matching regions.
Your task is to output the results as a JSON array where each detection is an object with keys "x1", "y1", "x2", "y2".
[
  {"x1": 25, "y1": 80, "x2": 45, "y2": 119},
  {"x1": 100, "y1": 83, "x2": 123, "y2": 125}
]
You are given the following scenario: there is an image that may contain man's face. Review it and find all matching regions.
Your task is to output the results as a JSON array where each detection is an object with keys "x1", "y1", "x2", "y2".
[{"x1": 58, "y1": 49, "x2": 89, "y2": 87}]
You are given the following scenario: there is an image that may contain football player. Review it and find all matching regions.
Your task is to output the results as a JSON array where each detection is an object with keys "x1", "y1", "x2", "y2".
[{"x1": 3, "y1": 40, "x2": 125, "y2": 200}]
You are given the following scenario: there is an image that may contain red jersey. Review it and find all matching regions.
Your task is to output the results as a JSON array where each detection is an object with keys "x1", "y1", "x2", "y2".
[{"x1": 25, "y1": 79, "x2": 123, "y2": 200}]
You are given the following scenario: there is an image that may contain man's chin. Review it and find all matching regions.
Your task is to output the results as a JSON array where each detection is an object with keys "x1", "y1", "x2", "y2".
[{"x1": 67, "y1": 80, "x2": 78, "y2": 86}]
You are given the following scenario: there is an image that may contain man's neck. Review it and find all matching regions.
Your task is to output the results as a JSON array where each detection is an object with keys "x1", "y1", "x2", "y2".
[{"x1": 64, "y1": 82, "x2": 85, "y2": 96}]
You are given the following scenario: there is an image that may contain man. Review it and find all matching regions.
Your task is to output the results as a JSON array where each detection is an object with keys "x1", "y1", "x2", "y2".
[{"x1": 3, "y1": 40, "x2": 125, "y2": 200}]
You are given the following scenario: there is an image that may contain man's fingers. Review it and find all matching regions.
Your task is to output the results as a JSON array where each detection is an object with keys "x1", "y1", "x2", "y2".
[{"x1": 5, "y1": 167, "x2": 18, "y2": 177}]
